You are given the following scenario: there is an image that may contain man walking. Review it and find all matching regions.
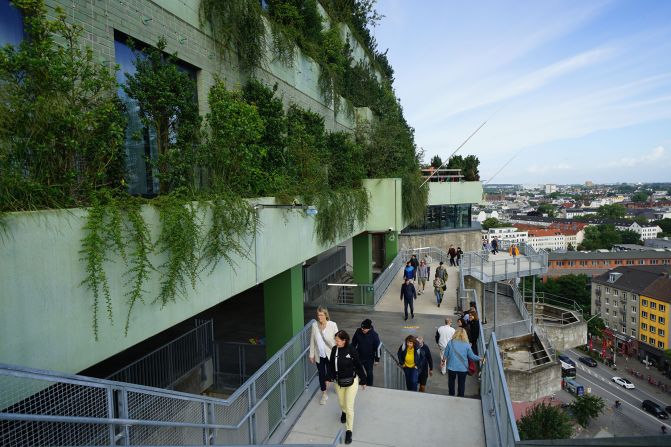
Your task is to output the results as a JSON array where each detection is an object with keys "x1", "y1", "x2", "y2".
[
  {"x1": 435, "y1": 261, "x2": 447, "y2": 282},
  {"x1": 448, "y1": 245, "x2": 457, "y2": 266},
  {"x1": 416, "y1": 336, "x2": 434, "y2": 392},
  {"x1": 456, "y1": 247, "x2": 463, "y2": 266},
  {"x1": 400, "y1": 278, "x2": 417, "y2": 320},
  {"x1": 436, "y1": 319, "x2": 455, "y2": 375},
  {"x1": 352, "y1": 319, "x2": 381, "y2": 386},
  {"x1": 491, "y1": 237, "x2": 499, "y2": 255}
]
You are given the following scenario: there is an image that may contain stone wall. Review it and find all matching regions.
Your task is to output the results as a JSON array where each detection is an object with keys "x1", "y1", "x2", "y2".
[
  {"x1": 540, "y1": 321, "x2": 587, "y2": 352},
  {"x1": 505, "y1": 362, "x2": 562, "y2": 402},
  {"x1": 399, "y1": 229, "x2": 482, "y2": 253}
]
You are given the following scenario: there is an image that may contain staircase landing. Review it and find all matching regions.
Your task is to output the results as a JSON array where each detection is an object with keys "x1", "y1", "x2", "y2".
[{"x1": 284, "y1": 385, "x2": 485, "y2": 446}]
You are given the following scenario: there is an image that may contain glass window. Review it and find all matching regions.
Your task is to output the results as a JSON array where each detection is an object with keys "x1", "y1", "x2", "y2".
[
  {"x1": 631, "y1": 307, "x2": 636, "y2": 313},
  {"x1": 623, "y1": 292, "x2": 627, "y2": 300},
  {"x1": 642, "y1": 323, "x2": 647, "y2": 330},
  {"x1": 639, "y1": 260, "x2": 644, "y2": 265},
  {"x1": 114, "y1": 34, "x2": 198, "y2": 196},
  {"x1": 614, "y1": 290, "x2": 619, "y2": 296},
  {"x1": 660, "y1": 317, "x2": 666, "y2": 324},
  {"x1": 406, "y1": 204, "x2": 473, "y2": 232},
  {"x1": 650, "y1": 326, "x2": 656, "y2": 334},
  {"x1": 606, "y1": 287, "x2": 610, "y2": 294},
  {"x1": 631, "y1": 316, "x2": 636, "y2": 323},
  {"x1": 659, "y1": 329, "x2": 665, "y2": 337},
  {"x1": 631, "y1": 329, "x2": 636, "y2": 336},
  {"x1": 650, "y1": 314, "x2": 656, "y2": 322},
  {"x1": 606, "y1": 298, "x2": 610, "y2": 304},
  {"x1": 0, "y1": 0, "x2": 23, "y2": 46},
  {"x1": 641, "y1": 334, "x2": 647, "y2": 342},
  {"x1": 660, "y1": 341, "x2": 665, "y2": 349},
  {"x1": 660, "y1": 304, "x2": 666, "y2": 312},
  {"x1": 605, "y1": 308, "x2": 609, "y2": 315},
  {"x1": 642, "y1": 311, "x2": 648, "y2": 318},
  {"x1": 642, "y1": 299, "x2": 648, "y2": 306},
  {"x1": 650, "y1": 302, "x2": 657, "y2": 309},
  {"x1": 650, "y1": 337, "x2": 656, "y2": 344}
]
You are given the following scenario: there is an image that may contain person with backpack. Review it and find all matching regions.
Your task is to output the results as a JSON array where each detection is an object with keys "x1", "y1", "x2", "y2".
[{"x1": 433, "y1": 275, "x2": 445, "y2": 307}]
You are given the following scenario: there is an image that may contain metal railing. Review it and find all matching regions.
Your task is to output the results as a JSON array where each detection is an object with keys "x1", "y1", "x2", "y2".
[
  {"x1": 484, "y1": 319, "x2": 532, "y2": 342},
  {"x1": 0, "y1": 321, "x2": 320, "y2": 446},
  {"x1": 106, "y1": 319, "x2": 213, "y2": 390},
  {"x1": 462, "y1": 246, "x2": 548, "y2": 283},
  {"x1": 372, "y1": 249, "x2": 407, "y2": 304},
  {"x1": 521, "y1": 291, "x2": 584, "y2": 317},
  {"x1": 462, "y1": 288, "x2": 520, "y2": 447},
  {"x1": 212, "y1": 341, "x2": 266, "y2": 391},
  {"x1": 378, "y1": 343, "x2": 407, "y2": 391},
  {"x1": 304, "y1": 246, "x2": 347, "y2": 304}
]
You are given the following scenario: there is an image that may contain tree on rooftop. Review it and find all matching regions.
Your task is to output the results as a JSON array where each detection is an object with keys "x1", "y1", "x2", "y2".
[
  {"x1": 518, "y1": 402, "x2": 574, "y2": 440},
  {"x1": 619, "y1": 229, "x2": 641, "y2": 245},
  {"x1": 481, "y1": 217, "x2": 510, "y2": 230},
  {"x1": 631, "y1": 191, "x2": 649, "y2": 202},
  {"x1": 578, "y1": 225, "x2": 622, "y2": 250},
  {"x1": 597, "y1": 204, "x2": 626, "y2": 219},
  {"x1": 537, "y1": 203, "x2": 556, "y2": 217},
  {"x1": 430, "y1": 155, "x2": 442, "y2": 169},
  {"x1": 446, "y1": 154, "x2": 480, "y2": 181}
]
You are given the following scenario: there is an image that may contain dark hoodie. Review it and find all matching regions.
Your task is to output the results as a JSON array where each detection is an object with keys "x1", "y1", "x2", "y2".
[{"x1": 352, "y1": 326, "x2": 381, "y2": 363}]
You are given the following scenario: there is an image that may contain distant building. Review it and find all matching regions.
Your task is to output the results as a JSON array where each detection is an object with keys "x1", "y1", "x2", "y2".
[
  {"x1": 545, "y1": 184, "x2": 557, "y2": 194},
  {"x1": 585, "y1": 181, "x2": 593, "y2": 187},
  {"x1": 645, "y1": 238, "x2": 671, "y2": 249},
  {"x1": 547, "y1": 251, "x2": 671, "y2": 278},
  {"x1": 591, "y1": 266, "x2": 671, "y2": 367},
  {"x1": 484, "y1": 227, "x2": 528, "y2": 245},
  {"x1": 561, "y1": 208, "x2": 598, "y2": 219},
  {"x1": 527, "y1": 228, "x2": 565, "y2": 251}
]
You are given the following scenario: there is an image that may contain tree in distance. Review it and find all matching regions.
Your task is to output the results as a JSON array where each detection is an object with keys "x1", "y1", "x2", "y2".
[
  {"x1": 518, "y1": 402, "x2": 574, "y2": 440},
  {"x1": 481, "y1": 217, "x2": 510, "y2": 230},
  {"x1": 597, "y1": 204, "x2": 626, "y2": 219},
  {"x1": 570, "y1": 394, "x2": 605, "y2": 428},
  {"x1": 631, "y1": 191, "x2": 649, "y2": 202}
]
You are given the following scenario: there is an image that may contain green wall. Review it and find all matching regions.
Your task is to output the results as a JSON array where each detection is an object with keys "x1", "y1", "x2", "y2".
[
  {"x1": 428, "y1": 181, "x2": 484, "y2": 206},
  {"x1": 385, "y1": 231, "x2": 399, "y2": 266},
  {"x1": 263, "y1": 265, "x2": 304, "y2": 357},
  {"x1": 352, "y1": 233, "x2": 373, "y2": 284},
  {"x1": 0, "y1": 179, "x2": 400, "y2": 374}
]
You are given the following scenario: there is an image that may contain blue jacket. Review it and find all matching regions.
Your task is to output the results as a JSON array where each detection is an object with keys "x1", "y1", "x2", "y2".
[
  {"x1": 443, "y1": 340, "x2": 480, "y2": 372},
  {"x1": 403, "y1": 265, "x2": 415, "y2": 280}
]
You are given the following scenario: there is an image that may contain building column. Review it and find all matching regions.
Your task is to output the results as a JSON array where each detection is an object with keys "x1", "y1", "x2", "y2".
[
  {"x1": 384, "y1": 231, "x2": 399, "y2": 267},
  {"x1": 353, "y1": 233, "x2": 373, "y2": 284},
  {"x1": 264, "y1": 264, "x2": 304, "y2": 358}
]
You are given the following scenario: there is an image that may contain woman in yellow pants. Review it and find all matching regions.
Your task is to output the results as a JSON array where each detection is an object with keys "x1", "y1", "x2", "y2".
[{"x1": 328, "y1": 330, "x2": 367, "y2": 444}]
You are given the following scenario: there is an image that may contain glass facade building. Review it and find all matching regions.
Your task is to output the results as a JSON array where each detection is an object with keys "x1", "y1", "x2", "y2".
[{"x1": 404, "y1": 204, "x2": 473, "y2": 233}]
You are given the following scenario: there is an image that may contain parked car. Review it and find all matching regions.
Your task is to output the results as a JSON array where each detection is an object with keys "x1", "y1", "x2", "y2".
[
  {"x1": 642, "y1": 400, "x2": 669, "y2": 419},
  {"x1": 559, "y1": 354, "x2": 576, "y2": 367},
  {"x1": 579, "y1": 356, "x2": 597, "y2": 367},
  {"x1": 612, "y1": 376, "x2": 635, "y2": 389}
]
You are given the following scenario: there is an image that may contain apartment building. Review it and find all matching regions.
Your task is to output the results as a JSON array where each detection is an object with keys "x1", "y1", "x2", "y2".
[
  {"x1": 547, "y1": 251, "x2": 671, "y2": 278},
  {"x1": 527, "y1": 228, "x2": 565, "y2": 251},
  {"x1": 484, "y1": 227, "x2": 528, "y2": 245},
  {"x1": 592, "y1": 266, "x2": 671, "y2": 366}
]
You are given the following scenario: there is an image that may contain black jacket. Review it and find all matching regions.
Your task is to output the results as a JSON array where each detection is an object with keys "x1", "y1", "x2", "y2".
[
  {"x1": 400, "y1": 282, "x2": 417, "y2": 301},
  {"x1": 418, "y1": 343, "x2": 433, "y2": 373},
  {"x1": 469, "y1": 319, "x2": 480, "y2": 342},
  {"x1": 328, "y1": 345, "x2": 367, "y2": 383},
  {"x1": 352, "y1": 327, "x2": 381, "y2": 363}
]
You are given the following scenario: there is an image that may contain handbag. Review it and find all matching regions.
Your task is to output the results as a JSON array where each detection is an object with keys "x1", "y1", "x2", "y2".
[
  {"x1": 452, "y1": 342, "x2": 477, "y2": 376},
  {"x1": 337, "y1": 376, "x2": 355, "y2": 387}
]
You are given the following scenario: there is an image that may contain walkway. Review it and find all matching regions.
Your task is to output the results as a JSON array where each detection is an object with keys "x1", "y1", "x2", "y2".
[
  {"x1": 284, "y1": 386, "x2": 484, "y2": 446},
  {"x1": 462, "y1": 250, "x2": 547, "y2": 283}
]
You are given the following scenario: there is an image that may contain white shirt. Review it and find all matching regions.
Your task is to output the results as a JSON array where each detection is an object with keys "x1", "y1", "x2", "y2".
[
  {"x1": 309, "y1": 320, "x2": 338, "y2": 360},
  {"x1": 437, "y1": 324, "x2": 456, "y2": 350}
]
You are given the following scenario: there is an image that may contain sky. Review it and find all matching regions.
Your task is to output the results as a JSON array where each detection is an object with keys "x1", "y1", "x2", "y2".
[{"x1": 373, "y1": 0, "x2": 671, "y2": 185}]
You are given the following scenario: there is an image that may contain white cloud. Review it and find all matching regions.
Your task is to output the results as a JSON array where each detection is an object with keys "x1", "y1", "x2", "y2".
[{"x1": 606, "y1": 146, "x2": 667, "y2": 168}]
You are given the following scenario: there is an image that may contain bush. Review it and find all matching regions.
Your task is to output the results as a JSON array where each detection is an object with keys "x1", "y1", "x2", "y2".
[
  {"x1": 570, "y1": 394, "x2": 605, "y2": 428},
  {"x1": 518, "y1": 402, "x2": 574, "y2": 440}
]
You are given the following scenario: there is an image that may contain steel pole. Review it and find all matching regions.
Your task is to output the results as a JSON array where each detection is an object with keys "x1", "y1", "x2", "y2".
[
  {"x1": 532, "y1": 276, "x2": 536, "y2": 334},
  {"x1": 494, "y1": 282, "x2": 498, "y2": 333}
]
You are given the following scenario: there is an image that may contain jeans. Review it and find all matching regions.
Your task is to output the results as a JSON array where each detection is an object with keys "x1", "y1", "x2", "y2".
[
  {"x1": 434, "y1": 289, "x2": 442, "y2": 305},
  {"x1": 316, "y1": 357, "x2": 329, "y2": 391},
  {"x1": 403, "y1": 367, "x2": 419, "y2": 391},
  {"x1": 403, "y1": 298, "x2": 414, "y2": 319},
  {"x1": 361, "y1": 359, "x2": 374, "y2": 387},
  {"x1": 448, "y1": 370, "x2": 468, "y2": 397}
]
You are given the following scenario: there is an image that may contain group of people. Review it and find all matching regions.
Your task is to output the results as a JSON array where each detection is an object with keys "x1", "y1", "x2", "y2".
[
  {"x1": 308, "y1": 306, "x2": 381, "y2": 445},
  {"x1": 401, "y1": 255, "x2": 451, "y2": 317}
]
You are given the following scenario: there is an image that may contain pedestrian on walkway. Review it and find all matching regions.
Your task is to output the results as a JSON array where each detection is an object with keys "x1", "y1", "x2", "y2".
[
  {"x1": 435, "y1": 261, "x2": 447, "y2": 282},
  {"x1": 457, "y1": 317, "x2": 471, "y2": 342},
  {"x1": 351, "y1": 319, "x2": 380, "y2": 386},
  {"x1": 509, "y1": 244, "x2": 519, "y2": 264},
  {"x1": 309, "y1": 306, "x2": 338, "y2": 405},
  {"x1": 417, "y1": 259, "x2": 429, "y2": 294},
  {"x1": 436, "y1": 319, "x2": 455, "y2": 374},
  {"x1": 443, "y1": 328, "x2": 481, "y2": 397},
  {"x1": 416, "y1": 336, "x2": 434, "y2": 392},
  {"x1": 491, "y1": 237, "x2": 499, "y2": 255},
  {"x1": 456, "y1": 247, "x2": 463, "y2": 266},
  {"x1": 433, "y1": 275, "x2": 445, "y2": 307},
  {"x1": 397, "y1": 335, "x2": 421, "y2": 391},
  {"x1": 469, "y1": 310, "x2": 481, "y2": 355},
  {"x1": 328, "y1": 330, "x2": 367, "y2": 445},
  {"x1": 400, "y1": 278, "x2": 417, "y2": 320},
  {"x1": 403, "y1": 262, "x2": 415, "y2": 282},
  {"x1": 409, "y1": 254, "x2": 419, "y2": 271},
  {"x1": 448, "y1": 245, "x2": 457, "y2": 266}
]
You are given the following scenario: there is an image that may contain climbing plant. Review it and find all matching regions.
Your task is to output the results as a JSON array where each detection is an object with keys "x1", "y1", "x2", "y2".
[{"x1": 0, "y1": 0, "x2": 126, "y2": 212}]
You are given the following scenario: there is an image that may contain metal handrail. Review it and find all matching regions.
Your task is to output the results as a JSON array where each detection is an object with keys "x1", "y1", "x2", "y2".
[{"x1": 0, "y1": 320, "x2": 320, "y2": 446}]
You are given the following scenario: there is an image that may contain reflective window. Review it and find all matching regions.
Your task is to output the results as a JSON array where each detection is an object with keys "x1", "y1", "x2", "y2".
[
  {"x1": 404, "y1": 204, "x2": 473, "y2": 232},
  {"x1": 0, "y1": 0, "x2": 24, "y2": 46}
]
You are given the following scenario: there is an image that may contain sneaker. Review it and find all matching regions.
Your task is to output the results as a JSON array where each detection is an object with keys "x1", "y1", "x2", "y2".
[
  {"x1": 345, "y1": 430, "x2": 352, "y2": 444},
  {"x1": 437, "y1": 302, "x2": 440, "y2": 307},
  {"x1": 404, "y1": 316, "x2": 408, "y2": 321},
  {"x1": 319, "y1": 394, "x2": 328, "y2": 405},
  {"x1": 340, "y1": 412, "x2": 346, "y2": 423},
  {"x1": 411, "y1": 313, "x2": 414, "y2": 319}
]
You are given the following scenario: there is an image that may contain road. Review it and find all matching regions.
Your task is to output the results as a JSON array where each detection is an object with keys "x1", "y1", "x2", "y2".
[{"x1": 564, "y1": 349, "x2": 671, "y2": 436}]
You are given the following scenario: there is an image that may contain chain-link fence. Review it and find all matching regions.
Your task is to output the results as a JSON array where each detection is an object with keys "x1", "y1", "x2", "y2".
[{"x1": 0, "y1": 321, "x2": 319, "y2": 446}]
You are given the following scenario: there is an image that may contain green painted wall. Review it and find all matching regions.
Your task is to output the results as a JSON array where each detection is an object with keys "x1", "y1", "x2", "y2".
[
  {"x1": 352, "y1": 233, "x2": 373, "y2": 284},
  {"x1": 384, "y1": 231, "x2": 399, "y2": 266},
  {"x1": 428, "y1": 181, "x2": 484, "y2": 206},
  {"x1": 0, "y1": 179, "x2": 399, "y2": 374},
  {"x1": 365, "y1": 178, "x2": 402, "y2": 232},
  {"x1": 263, "y1": 265, "x2": 304, "y2": 357}
]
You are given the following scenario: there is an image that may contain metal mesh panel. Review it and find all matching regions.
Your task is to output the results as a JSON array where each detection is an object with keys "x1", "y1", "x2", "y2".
[
  {"x1": 127, "y1": 391, "x2": 203, "y2": 424},
  {"x1": 253, "y1": 359, "x2": 281, "y2": 401},
  {"x1": 128, "y1": 424, "x2": 204, "y2": 446},
  {"x1": 211, "y1": 390, "x2": 251, "y2": 445},
  {"x1": 1, "y1": 420, "x2": 108, "y2": 447},
  {"x1": 253, "y1": 386, "x2": 282, "y2": 443},
  {"x1": 284, "y1": 361, "x2": 305, "y2": 411}
]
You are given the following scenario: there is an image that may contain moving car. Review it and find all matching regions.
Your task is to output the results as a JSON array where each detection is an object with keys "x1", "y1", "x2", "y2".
[
  {"x1": 559, "y1": 354, "x2": 576, "y2": 367},
  {"x1": 579, "y1": 356, "x2": 597, "y2": 367},
  {"x1": 642, "y1": 400, "x2": 669, "y2": 419},
  {"x1": 612, "y1": 376, "x2": 635, "y2": 389}
]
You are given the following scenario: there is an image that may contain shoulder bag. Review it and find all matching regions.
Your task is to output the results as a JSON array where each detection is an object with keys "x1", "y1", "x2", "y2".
[{"x1": 452, "y1": 343, "x2": 477, "y2": 376}]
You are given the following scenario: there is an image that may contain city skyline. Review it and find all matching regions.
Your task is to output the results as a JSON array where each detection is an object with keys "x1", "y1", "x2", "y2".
[{"x1": 375, "y1": 0, "x2": 671, "y2": 184}]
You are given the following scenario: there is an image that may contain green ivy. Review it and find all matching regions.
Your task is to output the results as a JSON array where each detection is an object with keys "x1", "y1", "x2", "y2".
[{"x1": 313, "y1": 188, "x2": 369, "y2": 245}]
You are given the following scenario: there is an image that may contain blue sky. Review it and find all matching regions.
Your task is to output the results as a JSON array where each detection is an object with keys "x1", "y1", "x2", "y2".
[{"x1": 373, "y1": 0, "x2": 671, "y2": 184}]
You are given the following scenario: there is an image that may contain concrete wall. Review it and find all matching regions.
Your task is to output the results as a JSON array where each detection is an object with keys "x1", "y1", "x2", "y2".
[
  {"x1": 504, "y1": 362, "x2": 562, "y2": 402},
  {"x1": 540, "y1": 321, "x2": 588, "y2": 352},
  {"x1": 0, "y1": 179, "x2": 400, "y2": 374},
  {"x1": 44, "y1": 0, "x2": 359, "y2": 132},
  {"x1": 428, "y1": 182, "x2": 484, "y2": 206},
  {"x1": 399, "y1": 228, "x2": 482, "y2": 253}
]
